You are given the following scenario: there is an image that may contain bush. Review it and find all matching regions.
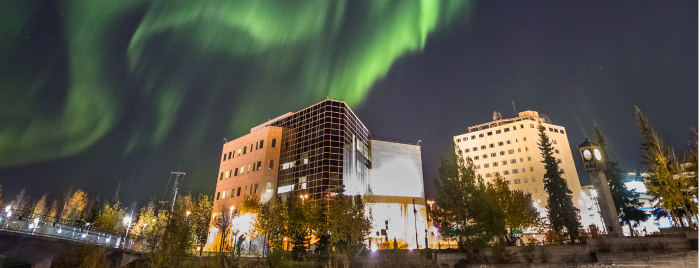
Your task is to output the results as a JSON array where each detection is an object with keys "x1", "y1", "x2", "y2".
[
  {"x1": 52, "y1": 243, "x2": 112, "y2": 268},
  {"x1": 267, "y1": 251, "x2": 293, "y2": 268}
]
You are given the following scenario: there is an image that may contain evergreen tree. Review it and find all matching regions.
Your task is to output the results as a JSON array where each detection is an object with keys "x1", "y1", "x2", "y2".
[
  {"x1": 594, "y1": 125, "x2": 648, "y2": 235},
  {"x1": 537, "y1": 124, "x2": 579, "y2": 243},
  {"x1": 432, "y1": 143, "x2": 504, "y2": 251},
  {"x1": 635, "y1": 107, "x2": 695, "y2": 226}
]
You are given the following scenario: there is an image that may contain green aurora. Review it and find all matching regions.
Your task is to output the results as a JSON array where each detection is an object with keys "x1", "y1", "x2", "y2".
[{"x1": 0, "y1": 0, "x2": 471, "y2": 169}]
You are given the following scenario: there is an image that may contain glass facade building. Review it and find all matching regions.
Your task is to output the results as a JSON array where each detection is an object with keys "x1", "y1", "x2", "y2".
[{"x1": 269, "y1": 100, "x2": 371, "y2": 201}]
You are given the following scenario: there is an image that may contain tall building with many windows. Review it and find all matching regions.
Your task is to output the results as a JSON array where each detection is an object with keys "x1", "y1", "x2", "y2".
[
  {"x1": 211, "y1": 99, "x2": 429, "y2": 250},
  {"x1": 453, "y1": 110, "x2": 585, "y2": 214}
]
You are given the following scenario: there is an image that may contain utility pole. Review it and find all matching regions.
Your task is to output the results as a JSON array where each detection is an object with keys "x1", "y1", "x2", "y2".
[{"x1": 413, "y1": 199, "x2": 419, "y2": 249}]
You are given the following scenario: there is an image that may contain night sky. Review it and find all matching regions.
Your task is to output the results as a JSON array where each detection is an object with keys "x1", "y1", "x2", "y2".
[{"x1": 0, "y1": 1, "x2": 697, "y2": 206}]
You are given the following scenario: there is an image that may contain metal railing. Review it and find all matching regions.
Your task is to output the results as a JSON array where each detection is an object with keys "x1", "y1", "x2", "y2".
[{"x1": 0, "y1": 209, "x2": 149, "y2": 252}]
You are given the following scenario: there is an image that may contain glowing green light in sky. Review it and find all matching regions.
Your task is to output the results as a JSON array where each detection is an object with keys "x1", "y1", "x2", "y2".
[{"x1": 0, "y1": 0, "x2": 471, "y2": 168}]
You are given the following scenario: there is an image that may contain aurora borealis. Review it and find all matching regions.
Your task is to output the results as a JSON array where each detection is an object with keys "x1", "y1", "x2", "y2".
[{"x1": 0, "y1": 1, "x2": 696, "y2": 204}]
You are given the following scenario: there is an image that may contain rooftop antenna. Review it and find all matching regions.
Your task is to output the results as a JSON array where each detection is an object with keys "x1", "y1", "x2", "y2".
[
  {"x1": 223, "y1": 138, "x2": 227, "y2": 144},
  {"x1": 512, "y1": 100, "x2": 517, "y2": 117},
  {"x1": 417, "y1": 140, "x2": 422, "y2": 146}
]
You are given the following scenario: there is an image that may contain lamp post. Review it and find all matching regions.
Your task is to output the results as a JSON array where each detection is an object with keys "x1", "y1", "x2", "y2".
[
  {"x1": 123, "y1": 216, "x2": 132, "y2": 248},
  {"x1": 300, "y1": 195, "x2": 309, "y2": 204},
  {"x1": 578, "y1": 139, "x2": 623, "y2": 237}
]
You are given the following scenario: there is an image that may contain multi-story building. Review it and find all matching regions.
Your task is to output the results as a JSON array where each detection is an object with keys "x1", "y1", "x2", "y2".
[
  {"x1": 452, "y1": 110, "x2": 585, "y2": 215},
  {"x1": 211, "y1": 99, "x2": 428, "y2": 250},
  {"x1": 580, "y1": 185, "x2": 604, "y2": 232}
]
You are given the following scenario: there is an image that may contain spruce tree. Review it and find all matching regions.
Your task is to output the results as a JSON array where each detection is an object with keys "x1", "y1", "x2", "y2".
[
  {"x1": 594, "y1": 125, "x2": 647, "y2": 235},
  {"x1": 433, "y1": 143, "x2": 504, "y2": 251},
  {"x1": 635, "y1": 107, "x2": 694, "y2": 226},
  {"x1": 537, "y1": 124, "x2": 579, "y2": 243}
]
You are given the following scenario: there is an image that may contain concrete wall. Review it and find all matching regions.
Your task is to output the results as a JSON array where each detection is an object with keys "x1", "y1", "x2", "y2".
[{"x1": 435, "y1": 236, "x2": 697, "y2": 268}]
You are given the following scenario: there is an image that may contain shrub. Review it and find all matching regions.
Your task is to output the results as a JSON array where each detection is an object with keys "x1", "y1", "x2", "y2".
[
  {"x1": 538, "y1": 247, "x2": 551, "y2": 263},
  {"x1": 52, "y1": 243, "x2": 112, "y2": 268}
]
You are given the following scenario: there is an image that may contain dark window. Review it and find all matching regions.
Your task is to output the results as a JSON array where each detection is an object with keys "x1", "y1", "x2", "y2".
[
  {"x1": 243, "y1": 146, "x2": 247, "y2": 154},
  {"x1": 487, "y1": 132, "x2": 493, "y2": 136},
  {"x1": 457, "y1": 139, "x2": 461, "y2": 142},
  {"x1": 257, "y1": 161, "x2": 262, "y2": 170},
  {"x1": 560, "y1": 130, "x2": 565, "y2": 134},
  {"x1": 252, "y1": 162, "x2": 256, "y2": 171},
  {"x1": 220, "y1": 172, "x2": 223, "y2": 180},
  {"x1": 272, "y1": 139, "x2": 277, "y2": 147},
  {"x1": 496, "y1": 130, "x2": 501, "y2": 134},
  {"x1": 223, "y1": 154, "x2": 226, "y2": 161},
  {"x1": 216, "y1": 192, "x2": 220, "y2": 200},
  {"x1": 256, "y1": 142, "x2": 259, "y2": 149},
  {"x1": 504, "y1": 128, "x2": 510, "y2": 132},
  {"x1": 234, "y1": 168, "x2": 238, "y2": 176},
  {"x1": 237, "y1": 187, "x2": 241, "y2": 196},
  {"x1": 254, "y1": 183, "x2": 258, "y2": 193},
  {"x1": 269, "y1": 160, "x2": 274, "y2": 169},
  {"x1": 471, "y1": 135, "x2": 476, "y2": 139},
  {"x1": 260, "y1": 140, "x2": 264, "y2": 148},
  {"x1": 228, "y1": 152, "x2": 232, "y2": 159}
]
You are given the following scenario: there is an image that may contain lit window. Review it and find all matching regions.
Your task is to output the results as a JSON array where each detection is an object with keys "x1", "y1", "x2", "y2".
[
  {"x1": 244, "y1": 186, "x2": 248, "y2": 194},
  {"x1": 248, "y1": 164, "x2": 251, "y2": 173},
  {"x1": 225, "y1": 170, "x2": 230, "y2": 178},
  {"x1": 238, "y1": 149, "x2": 241, "y2": 156},
  {"x1": 222, "y1": 191, "x2": 226, "y2": 199},
  {"x1": 231, "y1": 189, "x2": 234, "y2": 198},
  {"x1": 537, "y1": 199, "x2": 541, "y2": 203},
  {"x1": 526, "y1": 189, "x2": 530, "y2": 193},
  {"x1": 257, "y1": 161, "x2": 262, "y2": 170},
  {"x1": 240, "y1": 166, "x2": 244, "y2": 174},
  {"x1": 266, "y1": 183, "x2": 272, "y2": 193},
  {"x1": 514, "y1": 179, "x2": 521, "y2": 184}
]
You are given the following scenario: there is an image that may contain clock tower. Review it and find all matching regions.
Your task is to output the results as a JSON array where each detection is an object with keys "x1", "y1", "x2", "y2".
[{"x1": 578, "y1": 139, "x2": 623, "y2": 237}]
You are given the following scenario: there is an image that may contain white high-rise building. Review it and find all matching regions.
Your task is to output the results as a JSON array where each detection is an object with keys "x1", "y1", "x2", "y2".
[{"x1": 453, "y1": 111, "x2": 585, "y2": 216}]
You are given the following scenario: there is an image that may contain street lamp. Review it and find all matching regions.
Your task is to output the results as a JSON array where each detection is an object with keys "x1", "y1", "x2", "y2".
[
  {"x1": 300, "y1": 195, "x2": 309, "y2": 204},
  {"x1": 123, "y1": 216, "x2": 132, "y2": 248},
  {"x1": 186, "y1": 211, "x2": 191, "y2": 221}
]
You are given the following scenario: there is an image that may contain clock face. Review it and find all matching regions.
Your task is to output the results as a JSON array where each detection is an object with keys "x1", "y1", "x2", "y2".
[
  {"x1": 583, "y1": 149, "x2": 592, "y2": 160},
  {"x1": 594, "y1": 149, "x2": 602, "y2": 161}
]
